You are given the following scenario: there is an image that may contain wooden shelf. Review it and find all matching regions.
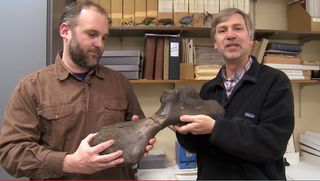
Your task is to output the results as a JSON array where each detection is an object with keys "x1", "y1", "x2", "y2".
[
  {"x1": 109, "y1": 26, "x2": 211, "y2": 37},
  {"x1": 129, "y1": 79, "x2": 319, "y2": 84},
  {"x1": 109, "y1": 26, "x2": 320, "y2": 41},
  {"x1": 129, "y1": 79, "x2": 207, "y2": 84}
]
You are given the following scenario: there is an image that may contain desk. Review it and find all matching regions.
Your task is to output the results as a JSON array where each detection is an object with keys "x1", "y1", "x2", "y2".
[
  {"x1": 137, "y1": 159, "x2": 320, "y2": 180},
  {"x1": 286, "y1": 158, "x2": 320, "y2": 180},
  {"x1": 137, "y1": 164, "x2": 196, "y2": 180}
]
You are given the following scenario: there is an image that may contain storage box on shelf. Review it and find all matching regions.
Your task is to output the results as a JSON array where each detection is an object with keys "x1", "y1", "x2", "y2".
[{"x1": 288, "y1": 3, "x2": 320, "y2": 32}]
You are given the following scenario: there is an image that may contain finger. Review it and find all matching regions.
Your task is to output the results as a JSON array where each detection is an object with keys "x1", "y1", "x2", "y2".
[
  {"x1": 84, "y1": 133, "x2": 98, "y2": 143},
  {"x1": 144, "y1": 151, "x2": 149, "y2": 157},
  {"x1": 92, "y1": 139, "x2": 115, "y2": 154},
  {"x1": 132, "y1": 115, "x2": 139, "y2": 121},
  {"x1": 149, "y1": 138, "x2": 156, "y2": 145},
  {"x1": 145, "y1": 144, "x2": 153, "y2": 152},
  {"x1": 98, "y1": 150, "x2": 124, "y2": 163},
  {"x1": 176, "y1": 124, "x2": 193, "y2": 134},
  {"x1": 98, "y1": 157, "x2": 125, "y2": 168},
  {"x1": 180, "y1": 115, "x2": 195, "y2": 123}
]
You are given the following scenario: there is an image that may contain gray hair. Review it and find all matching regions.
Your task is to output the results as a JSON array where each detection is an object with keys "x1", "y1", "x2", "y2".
[{"x1": 210, "y1": 8, "x2": 254, "y2": 43}]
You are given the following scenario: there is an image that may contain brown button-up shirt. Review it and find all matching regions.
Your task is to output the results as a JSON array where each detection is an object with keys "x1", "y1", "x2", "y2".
[{"x1": 0, "y1": 53, "x2": 145, "y2": 180}]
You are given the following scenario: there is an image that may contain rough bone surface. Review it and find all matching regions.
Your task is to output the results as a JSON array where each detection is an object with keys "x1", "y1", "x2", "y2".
[{"x1": 92, "y1": 86, "x2": 224, "y2": 164}]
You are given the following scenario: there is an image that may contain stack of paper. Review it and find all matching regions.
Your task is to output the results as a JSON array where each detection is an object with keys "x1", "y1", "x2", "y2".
[{"x1": 299, "y1": 131, "x2": 320, "y2": 165}]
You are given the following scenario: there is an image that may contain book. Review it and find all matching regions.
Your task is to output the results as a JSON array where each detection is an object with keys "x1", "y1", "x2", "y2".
[
  {"x1": 154, "y1": 37, "x2": 165, "y2": 80},
  {"x1": 251, "y1": 39, "x2": 269, "y2": 63},
  {"x1": 193, "y1": 45, "x2": 223, "y2": 65},
  {"x1": 266, "y1": 42, "x2": 302, "y2": 52},
  {"x1": 265, "y1": 49, "x2": 301, "y2": 56},
  {"x1": 263, "y1": 54, "x2": 301, "y2": 64},
  {"x1": 163, "y1": 37, "x2": 170, "y2": 80},
  {"x1": 169, "y1": 37, "x2": 180, "y2": 80},
  {"x1": 256, "y1": 39, "x2": 269, "y2": 63},
  {"x1": 264, "y1": 63, "x2": 320, "y2": 70},
  {"x1": 143, "y1": 36, "x2": 157, "y2": 79}
]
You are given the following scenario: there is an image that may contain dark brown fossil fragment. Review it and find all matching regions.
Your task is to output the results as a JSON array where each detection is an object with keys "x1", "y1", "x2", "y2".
[{"x1": 92, "y1": 86, "x2": 224, "y2": 164}]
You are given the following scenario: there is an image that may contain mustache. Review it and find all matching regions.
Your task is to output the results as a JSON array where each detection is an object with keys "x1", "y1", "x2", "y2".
[
  {"x1": 225, "y1": 42, "x2": 240, "y2": 47},
  {"x1": 89, "y1": 47, "x2": 102, "y2": 54}
]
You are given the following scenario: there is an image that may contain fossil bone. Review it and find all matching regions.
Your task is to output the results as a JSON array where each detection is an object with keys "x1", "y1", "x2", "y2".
[{"x1": 92, "y1": 86, "x2": 224, "y2": 164}]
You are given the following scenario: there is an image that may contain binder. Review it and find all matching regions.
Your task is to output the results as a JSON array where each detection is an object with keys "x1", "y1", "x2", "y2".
[
  {"x1": 154, "y1": 37, "x2": 165, "y2": 80},
  {"x1": 143, "y1": 36, "x2": 157, "y2": 79},
  {"x1": 169, "y1": 37, "x2": 180, "y2": 80}
]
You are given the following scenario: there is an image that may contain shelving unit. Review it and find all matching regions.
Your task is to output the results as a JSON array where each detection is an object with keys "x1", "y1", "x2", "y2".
[
  {"x1": 108, "y1": 27, "x2": 320, "y2": 84},
  {"x1": 110, "y1": 26, "x2": 320, "y2": 40},
  {"x1": 129, "y1": 79, "x2": 319, "y2": 84}
]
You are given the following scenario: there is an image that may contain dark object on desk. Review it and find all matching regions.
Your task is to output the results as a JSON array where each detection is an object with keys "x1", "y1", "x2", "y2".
[
  {"x1": 138, "y1": 151, "x2": 166, "y2": 169},
  {"x1": 92, "y1": 86, "x2": 224, "y2": 164}
]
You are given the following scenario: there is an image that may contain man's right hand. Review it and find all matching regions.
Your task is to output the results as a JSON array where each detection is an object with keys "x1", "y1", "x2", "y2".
[{"x1": 62, "y1": 133, "x2": 124, "y2": 174}]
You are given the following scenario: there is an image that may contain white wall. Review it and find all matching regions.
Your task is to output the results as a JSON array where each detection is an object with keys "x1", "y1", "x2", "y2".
[{"x1": 0, "y1": 0, "x2": 47, "y2": 179}]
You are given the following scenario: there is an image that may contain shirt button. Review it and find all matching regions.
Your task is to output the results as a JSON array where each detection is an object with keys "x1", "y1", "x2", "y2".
[{"x1": 55, "y1": 114, "x2": 59, "y2": 118}]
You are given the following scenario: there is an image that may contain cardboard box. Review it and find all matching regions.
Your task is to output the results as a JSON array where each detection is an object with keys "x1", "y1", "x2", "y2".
[
  {"x1": 147, "y1": 0, "x2": 158, "y2": 19},
  {"x1": 158, "y1": 0, "x2": 173, "y2": 20},
  {"x1": 100, "y1": 0, "x2": 111, "y2": 16},
  {"x1": 287, "y1": 3, "x2": 320, "y2": 32},
  {"x1": 180, "y1": 63, "x2": 194, "y2": 80},
  {"x1": 111, "y1": 0, "x2": 122, "y2": 26},
  {"x1": 135, "y1": 0, "x2": 147, "y2": 24},
  {"x1": 123, "y1": 0, "x2": 135, "y2": 20}
]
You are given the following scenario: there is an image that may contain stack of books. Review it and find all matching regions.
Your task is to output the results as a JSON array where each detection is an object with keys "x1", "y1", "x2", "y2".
[
  {"x1": 262, "y1": 42, "x2": 320, "y2": 80},
  {"x1": 100, "y1": 50, "x2": 141, "y2": 80},
  {"x1": 299, "y1": 131, "x2": 320, "y2": 164},
  {"x1": 193, "y1": 45, "x2": 223, "y2": 80}
]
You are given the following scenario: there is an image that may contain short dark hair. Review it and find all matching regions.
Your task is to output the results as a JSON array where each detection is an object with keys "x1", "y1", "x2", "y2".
[
  {"x1": 210, "y1": 8, "x2": 254, "y2": 43},
  {"x1": 59, "y1": 0, "x2": 107, "y2": 28}
]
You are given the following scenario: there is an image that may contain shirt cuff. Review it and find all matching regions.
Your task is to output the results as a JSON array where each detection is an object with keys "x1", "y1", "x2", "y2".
[{"x1": 44, "y1": 151, "x2": 67, "y2": 178}]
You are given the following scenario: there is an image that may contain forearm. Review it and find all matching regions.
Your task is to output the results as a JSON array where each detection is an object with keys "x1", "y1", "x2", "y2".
[{"x1": 0, "y1": 142, "x2": 66, "y2": 179}]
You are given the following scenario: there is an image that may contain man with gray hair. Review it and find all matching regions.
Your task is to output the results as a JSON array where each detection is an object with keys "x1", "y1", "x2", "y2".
[{"x1": 175, "y1": 8, "x2": 294, "y2": 180}]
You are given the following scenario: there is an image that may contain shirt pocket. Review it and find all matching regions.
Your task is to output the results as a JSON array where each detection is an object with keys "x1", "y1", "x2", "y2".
[
  {"x1": 102, "y1": 99, "x2": 128, "y2": 124},
  {"x1": 37, "y1": 104, "x2": 74, "y2": 151}
]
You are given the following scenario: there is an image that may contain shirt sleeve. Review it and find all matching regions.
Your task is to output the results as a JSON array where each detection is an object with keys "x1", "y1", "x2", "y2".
[{"x1": 0, "y1": 81, "x2": 67, "y2": 179}]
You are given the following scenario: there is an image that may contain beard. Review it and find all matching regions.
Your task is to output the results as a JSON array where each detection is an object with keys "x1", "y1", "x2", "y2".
[{"x1": 68, "y1": 34, "x2": 103, "y2": 69}]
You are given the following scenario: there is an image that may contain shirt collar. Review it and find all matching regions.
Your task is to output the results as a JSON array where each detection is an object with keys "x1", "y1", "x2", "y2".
[
  {"x1": 54, "y1": 51, "x2": 105, "y2": 81},
  {"x1": 221, "y1": 57, "x2": 253, "y2": 82}
]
